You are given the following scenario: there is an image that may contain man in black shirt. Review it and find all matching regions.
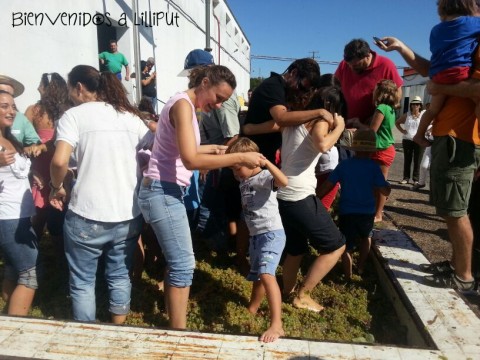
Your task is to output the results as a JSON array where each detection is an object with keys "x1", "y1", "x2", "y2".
[{"x1": 242, "y1": 58, "x2": 328, "y2": 163}]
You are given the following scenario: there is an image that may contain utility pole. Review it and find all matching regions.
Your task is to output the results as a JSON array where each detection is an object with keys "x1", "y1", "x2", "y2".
[{"x1": 309, "y1": 51, "x2": 319, "y2": 60}]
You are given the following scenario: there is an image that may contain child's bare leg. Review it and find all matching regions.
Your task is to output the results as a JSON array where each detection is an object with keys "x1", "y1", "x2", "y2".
[
  {"x1": 341, "y1": 250, "x2": 353, "y2": 279},
  {"x1": 247, "y1": 280, "x2": 265, "y2": 314},
  {"x1": 413, "y1": 94, "x2": 443, "y2": 147},
  {"x1": 259, "y1": 274, "x2": 284, "y2": 343},
  {"x1": 357, "y1": 237, "x2": 372, "y2": 275},
  {"x1": 374, "y1": 166, "x2": 390, "y2": 222}
]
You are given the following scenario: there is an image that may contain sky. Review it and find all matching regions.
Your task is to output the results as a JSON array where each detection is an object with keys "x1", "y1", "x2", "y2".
[{"x1": 226, "y1": 0, "x2": 439, "y2": 77}]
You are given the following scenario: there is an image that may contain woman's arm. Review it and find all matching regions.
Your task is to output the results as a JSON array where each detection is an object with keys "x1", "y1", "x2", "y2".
[
  {"x1": 172, "y1": 99, "x2": 264, "y2": 170},
  {"x1": 310, "y1": 113, "x2": 345, "y2": 153},
  {"x1": 370, "y1": 110, "x2": 385, "y2": 133},
  {"x1": 272, "y1": 104, "x2": 334, "y2": 128},
  {"x1": 49, "y1": 140, "x2": 73, "y2": 211},
  {"x1": 395, "y1": 113, "x2": 407, "y2": 134}
]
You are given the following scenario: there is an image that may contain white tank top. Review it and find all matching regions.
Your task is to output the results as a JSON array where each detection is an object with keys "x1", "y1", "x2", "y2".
[
  {"x1": 0, "y1": 153, "x2": 35, "y2": 219},
  {"x1": 402, "y1": 110, "x2": 425, "y2": 140},
  {"x1": 277, "y1": 125, "x2": 321, "y2": 202}
]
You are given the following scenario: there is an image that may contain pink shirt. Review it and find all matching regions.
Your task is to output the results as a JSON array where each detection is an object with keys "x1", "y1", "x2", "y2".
[
  {"x1": 144, "y1": 92, "x2": 200, "y2": 186},
  {"x1": 335, "y1": 51, "x2": 403, "y2": 124}
]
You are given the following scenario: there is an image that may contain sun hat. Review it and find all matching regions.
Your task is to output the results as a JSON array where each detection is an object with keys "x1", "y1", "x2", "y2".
[
  {"x1": 146, "y1": 57, "x2": 155, "y2": 65},
  {"x1": 410, "y1": 96, "x2": 423, "y2": 105},
  {"x1": 178, "y1": 49, "x2": 215, "y2": 77},
  {"x1": 0, "y1": 74, "x2": 25, "y2": 97},
  {"x1": 346, "y1": 128, "x2": 377, "y2": 152}
]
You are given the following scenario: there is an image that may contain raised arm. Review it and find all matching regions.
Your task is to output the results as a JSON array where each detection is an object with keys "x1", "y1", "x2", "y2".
[
  {"x1": 310, "y1": 113, "x2": 345, "y2": 153},
  {"x1": 262, "y1": 159, "x2": 288, "y2": 188},
  {"x1": 271, "y1": 104, "x2": 334, "y2": 128},
  {"x1": 374, "y1": 37, "x2": 430, "y2": 77},
  {"x1": 395, "y1": 113, "x2": 407, "y2": 134}
]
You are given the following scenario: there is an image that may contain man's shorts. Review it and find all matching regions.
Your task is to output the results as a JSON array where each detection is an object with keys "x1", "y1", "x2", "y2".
[
  {"x1": 430, "y1": 135, "x2": 480, "y2": 217},
  {"x1": 247, "y1": 229, "x2": 286, "y2": 281}
]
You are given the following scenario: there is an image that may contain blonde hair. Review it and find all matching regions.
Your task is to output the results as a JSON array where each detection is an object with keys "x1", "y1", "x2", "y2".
[
  {"x1": 373, "y1": 79, "x2": 400, "y2": 108},
  {"x1": 226, "y1": 137, "x2": 259, "y2": 154}
]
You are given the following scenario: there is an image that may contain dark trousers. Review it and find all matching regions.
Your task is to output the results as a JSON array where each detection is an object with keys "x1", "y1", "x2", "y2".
[{"x1": 402, "y1": 139, "x2": 424, "y2": 182}]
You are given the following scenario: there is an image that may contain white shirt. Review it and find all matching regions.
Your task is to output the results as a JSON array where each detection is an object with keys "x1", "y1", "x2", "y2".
[
  {"x1": 56, "y1": 102, "x2": 148, "y2": 222},
  {"x1": 277, "y1": 125, "x2": 321, "y2": 202},
  {"x1": 0, "y1": 154, "x2": 35, "y2": 219},
  {"x1": 403, "y1": 110, "x2": 425, "y2": 141}
]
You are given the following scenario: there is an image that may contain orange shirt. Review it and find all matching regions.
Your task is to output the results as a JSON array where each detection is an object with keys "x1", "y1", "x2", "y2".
[{"x1": 432, "y1": 96, "x2": 480, "y2": 145}]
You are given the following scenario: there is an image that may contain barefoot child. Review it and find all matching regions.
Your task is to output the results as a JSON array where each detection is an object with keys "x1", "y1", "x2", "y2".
[
  {"x1": 226, "y1": 137, "x2": 288, "y2": 343},
  {"x1": 317, "y1": 129, "x2": 391, "y2": 279}
]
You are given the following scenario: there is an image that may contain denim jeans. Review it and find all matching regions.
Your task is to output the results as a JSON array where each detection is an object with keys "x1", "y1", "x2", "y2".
[
  {"x1": 0, "y1": 217, "x2": 39, "y2": 289},
  {"x1": 138, "y1": 179, "x2": 195, "y2": 287},
  {"x1": 63, "y1": 210, "x2": 142, "y2": 322}
]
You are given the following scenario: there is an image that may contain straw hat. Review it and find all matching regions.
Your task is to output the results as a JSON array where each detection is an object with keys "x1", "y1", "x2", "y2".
[
  {"x1": 346, "y1": 128, "x2": 377, "y2": 152},
  {"x1": 0, "y1": 74, "x2": 25, "y2": 98},
  {"x1": 410, "y1": 96, "x2": 423, "y2": 105}
]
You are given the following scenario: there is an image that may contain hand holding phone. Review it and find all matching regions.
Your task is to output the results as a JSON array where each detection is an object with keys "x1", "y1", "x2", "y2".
[{"x1": 373, "y1": 36, "x2": 382, "y2": 45}]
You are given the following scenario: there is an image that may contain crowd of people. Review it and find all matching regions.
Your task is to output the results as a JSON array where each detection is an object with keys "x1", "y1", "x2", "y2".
[{"x1": 1, "y1": 0, "x2": 480, "y2": 344}]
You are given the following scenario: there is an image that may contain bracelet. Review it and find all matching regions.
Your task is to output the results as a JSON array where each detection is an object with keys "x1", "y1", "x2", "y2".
[{"x1": 49, "y1": 181, "x2": 63, "y2": 191}]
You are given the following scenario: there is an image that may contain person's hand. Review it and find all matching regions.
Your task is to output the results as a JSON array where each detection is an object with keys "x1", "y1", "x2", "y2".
[
  {"x1": 151, "y1": 72, "x2": 157, "y2": 79},
  {"x1": 0, "y1": 149, "x2": 15, "y2": 166},
  {"x1": 199, "y1": 169, "x2": 209, "y2": 182},
  {"x1": 318, "y1": 109, "x2": 334, "y2": 127},
  {"x1": 49, "y1": 186, "x2": 67, "y2": 211},
  {"x1": 24, "y1": 144, "x2": 45, "y2": 158},
  {"x1": 373, "y1": 36, "x2": 404, "y2": 53},
  {"x1": 125, "y1": 75, "x2": 130, "y2": 81},
  {"x1": 332, "y1": 113, "x2": 345, "y2": 131},
  {"x1": 413, "y1": 133, "x2": 432, "y2": 148},
  {"x1": 426, "y1": 80, "x2": 440, "y2": 96},
  {"x1": 31, "y1": 171, "x2": 45, "y2": 190},
  {"x1": 240, "y1": 152, "x2": 266, "y2": 169}
]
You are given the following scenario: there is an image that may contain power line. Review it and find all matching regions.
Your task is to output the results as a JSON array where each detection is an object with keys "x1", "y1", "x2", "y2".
[{"x1": 250, "y1": 54, "x2": 409, "y2": 69}]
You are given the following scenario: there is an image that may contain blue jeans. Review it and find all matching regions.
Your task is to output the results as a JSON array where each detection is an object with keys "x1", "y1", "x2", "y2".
[
  {"x1": 63, "y1": 210, "x2": 142, "y2": 322},
  {"x1": 138, "y1": 179, "x2": 195, "y2": 287},
  {"x1": 0, "y1": 217, "x2": 39, "y2": 289}
]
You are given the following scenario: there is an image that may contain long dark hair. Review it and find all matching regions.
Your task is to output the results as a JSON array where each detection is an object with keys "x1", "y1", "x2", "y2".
[
  {"x1": 0, "y1": 90, "x2": 24, "y2": 153},
  {"x1": 36, "y1": 73, "x2": 72, "y2": 123},
  {"x1": 68, "y1": 65, "x2": 141, "y2": 116},
  {"x1": 306, "y1": 85, "x2": 348, "y2": 118}
]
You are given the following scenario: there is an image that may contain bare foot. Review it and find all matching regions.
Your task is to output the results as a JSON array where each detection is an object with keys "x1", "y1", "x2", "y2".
[
  {"x1": 259, "y1": 325, "x2": 285, "y2": 343},
  {"x1": 247, "y1": 303, "x2": 259, "y2": 315},
  {"x1": 374, "y1": 216, "x2": 383, "y2": 223},
  {"x1": 292, "y1": 294, "x2": 324, "y2": 313}
]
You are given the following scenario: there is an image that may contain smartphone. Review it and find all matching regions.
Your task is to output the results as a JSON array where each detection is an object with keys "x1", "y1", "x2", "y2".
[{"x1": 373, "y1": 36, "x2": 382, "y2": 45}]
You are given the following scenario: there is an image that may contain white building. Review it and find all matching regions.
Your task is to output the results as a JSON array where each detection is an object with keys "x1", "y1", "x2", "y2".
[{"x1": 1, "y1": 0, "x2": 251, "y2": 112}]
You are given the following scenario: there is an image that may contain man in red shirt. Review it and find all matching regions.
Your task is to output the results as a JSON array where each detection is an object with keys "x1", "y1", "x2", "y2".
[{"x1": 335, "y1": 38, "x2": 403, "y2": 128}]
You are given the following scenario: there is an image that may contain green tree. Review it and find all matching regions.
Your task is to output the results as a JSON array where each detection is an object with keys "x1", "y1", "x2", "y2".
[{"x1": 250, "y1": 77, "x2": 263, "y2": 90}]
